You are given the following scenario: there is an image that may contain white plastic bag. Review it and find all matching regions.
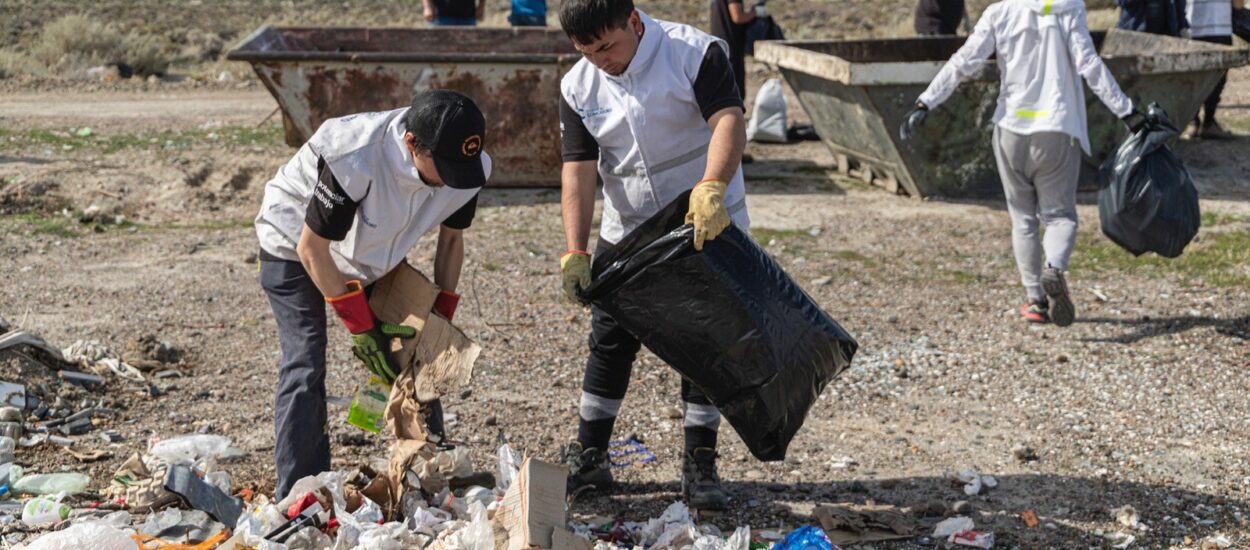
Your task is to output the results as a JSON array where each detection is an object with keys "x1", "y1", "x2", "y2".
[
  {"x1": 747, "y1": 78, "x2": 788, "y2": 143},
  {"x1": 148, "y1": 434, "x2": 233, "y2": 467},
  {"x1": 16, "y1": 522, "x2": 137, "y2": 550}
]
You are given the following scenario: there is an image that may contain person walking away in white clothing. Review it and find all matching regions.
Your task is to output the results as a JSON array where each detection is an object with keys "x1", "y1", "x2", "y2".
[{"x1": 899, "y1": 0, "x2": 1147, "y2": 327}]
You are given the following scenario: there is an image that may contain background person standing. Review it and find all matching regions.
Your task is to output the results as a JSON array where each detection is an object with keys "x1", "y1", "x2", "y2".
[
  {"x1": 1185, "y1": 0, "x2": 1239, "y2": 139},
  {"x1": 915, "y1": 0, "x2": 966, "y2": 35},
  {"x1": 710, "y1": 0, "x2": 758, "y2": 101},
  {"x1": 424, "y1": 0, "x2": 485, "y2": 26},
  {"x1": 510, "y1": 0, "x2": 547, "y2": 26}
]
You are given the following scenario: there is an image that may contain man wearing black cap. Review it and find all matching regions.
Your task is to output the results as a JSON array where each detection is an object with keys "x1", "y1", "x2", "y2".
[{"x1": 254, "y1": 89, "x2": 491, "y2": 499}]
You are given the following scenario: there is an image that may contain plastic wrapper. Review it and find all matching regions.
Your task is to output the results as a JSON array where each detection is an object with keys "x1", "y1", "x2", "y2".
[
  {"x1": 770, "y1": 525, "x2": 836, "y2": 550},
  {"x1": 581, "y1": 191, "x2": 858, "y2": 461},
  {"x1": 15, "y1": 521, "x2": 137, "y2": 550},
  {"x1": 1098, "y1": 103, "x2": 1201, "y2": 258},
  {"x1": 13, "y1": 473, "x2": 89, "y2": 496},
  {"x1": 148, "y1": 434, "x2": 234, "y2": 467}
]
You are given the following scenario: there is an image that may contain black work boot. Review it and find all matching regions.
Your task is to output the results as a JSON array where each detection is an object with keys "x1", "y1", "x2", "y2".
[
  {"x1": 562, "y1": 441, "x2": 614, "y2": 494},
  {"x1": 682, "y1": 447, "x2": 729, "y2": 511},
  {"x1": 421, "y1": 398, "x2": 453, "y2": 449}
]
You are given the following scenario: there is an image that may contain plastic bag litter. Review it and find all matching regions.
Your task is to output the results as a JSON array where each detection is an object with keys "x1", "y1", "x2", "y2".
[
  {"x1": 771, "y1": 525, "x2": 836, "y2": 550},
  {"x1": 434, "y1": 501, "x2": 493, "y2": 550},
  {"x1": 693, "y1": 526, "x2": 751, "y2": 550},
  {"x1": 148, "y1": 434, "x2": 234, "y2": 467},
  {"x1": 581, "y1": 191, "x2": 858, "y2": 461},
  {"x1": 496, "y1": 441, "x2": 522, "y2": 492},
  {"x1": 15, "y1": 521, "x2": 136, "y2": 550},
  {"x1": 748, "y1": 78, "x2": 788, "y2": 143},
  {"x1": 933, "y1": 517, "x2": 975, "y2": 538},
  {"x1": 1098, "y1": 103, "x2": 1200, "y2": 258},
  {"x1": 13, "y1": 473, "x2": 89, "y2": 496}
]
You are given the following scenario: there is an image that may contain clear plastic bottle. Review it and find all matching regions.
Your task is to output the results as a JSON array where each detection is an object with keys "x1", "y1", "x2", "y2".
[
  {"x1": 13, "y1": 472, "x2": 90, "y2": 496},
  {"x1": 347, "y1": 375, "x2": 391, "y2": 433}
]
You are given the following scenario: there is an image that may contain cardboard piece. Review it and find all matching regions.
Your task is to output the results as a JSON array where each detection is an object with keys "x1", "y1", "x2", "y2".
[
  {"x1": 494, "y1": 458, "x2": 568, "y2": 550},
  {"x1": 814, "y1": 503, "x2": 917, "y2": 546},
  {"x1": 367, "y1": 262, "x2": 482, "y2": 518}
]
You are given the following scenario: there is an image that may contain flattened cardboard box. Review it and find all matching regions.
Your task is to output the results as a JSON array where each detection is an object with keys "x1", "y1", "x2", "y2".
[{"x1": 495, "y1": 458, "x2": 568, "y2": 550}]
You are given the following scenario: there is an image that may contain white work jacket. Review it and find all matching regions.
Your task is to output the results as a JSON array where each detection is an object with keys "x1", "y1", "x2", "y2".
[
  {"x1": 560, "y1": 10, "x2": 750, "y2": 245},
  {"x1": 255, "y1": 108, "x2": 490, "y2": 283},
  {"x1": 918, "y1": 0, "x2": 1133, "y2": 154}
]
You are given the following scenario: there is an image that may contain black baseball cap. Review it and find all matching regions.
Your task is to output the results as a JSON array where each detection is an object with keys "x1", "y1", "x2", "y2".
[{"x1": 406, "y1": 90, "x2": 487, "y2": 189}]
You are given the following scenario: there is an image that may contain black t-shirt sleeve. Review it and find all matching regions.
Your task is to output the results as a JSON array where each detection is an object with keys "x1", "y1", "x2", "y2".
[
  {"x1": 693, "y1": 45, "x2": 746, "y2": 120},
  {"x1": 304, "y1": 157, "x2": 359, "y2": 241},
  {"x1": 441, "y1": 193, "x2": 478, "y2": 230},
  {"x1": 560, "y1": 96, "x2": 600, "y2": 162}
]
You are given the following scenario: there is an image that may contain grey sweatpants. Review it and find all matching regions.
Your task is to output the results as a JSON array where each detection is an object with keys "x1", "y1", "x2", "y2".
[{"x1": 992, "y1": 126, "x2": 1081, "y2": 301}]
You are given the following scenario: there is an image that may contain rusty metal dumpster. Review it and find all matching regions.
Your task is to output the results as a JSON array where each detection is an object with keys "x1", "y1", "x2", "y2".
[
  {"x1": 756, "y1": 30, "x2": 1247, "y2": 198},
  {"x1": 227, "y1": 26, "x2": 579, "y2": 186}
]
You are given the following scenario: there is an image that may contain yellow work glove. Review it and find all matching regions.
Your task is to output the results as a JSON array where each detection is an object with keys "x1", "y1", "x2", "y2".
[
  {"x1": 560, "y1": 250, "x2": 591, "y2": 303},
  {"x1": 685, "y1": 180, "x2": 731, "y2": 251}
]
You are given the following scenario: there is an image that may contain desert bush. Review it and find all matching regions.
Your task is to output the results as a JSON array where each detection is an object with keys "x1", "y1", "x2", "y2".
[{"x1": 27, "y1": 14, "x2": 172, "y2": 77}]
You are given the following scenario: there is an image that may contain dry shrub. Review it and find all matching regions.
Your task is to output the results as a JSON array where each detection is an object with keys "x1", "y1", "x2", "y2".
[
  {"x1": 28, "y1": 14, "x2": 171, "y2": 77},
  {"x1": 0, "y1": 49, "x2": 44, "y2": 79}
]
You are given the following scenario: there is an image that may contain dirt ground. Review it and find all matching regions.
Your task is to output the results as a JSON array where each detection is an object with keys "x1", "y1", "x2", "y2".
[{"x1": 2, "y1": 7, "x2": 1250, "y2": 549}]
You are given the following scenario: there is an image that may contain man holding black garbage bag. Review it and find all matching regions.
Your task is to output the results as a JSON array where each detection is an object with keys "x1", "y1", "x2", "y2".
[
  {"x1": 900, "y1": 0, "x2": 1147, "y2": 327},
  {"x1": 554, "y1": 0, "x2": 750, "y2": 511}
]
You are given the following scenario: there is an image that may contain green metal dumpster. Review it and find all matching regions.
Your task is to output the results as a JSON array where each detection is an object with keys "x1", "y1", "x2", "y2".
[
  {"x1": 756, "y1": 30, "x2": 1248, "y2": 198},
  {"x1": 227, "y1": 26, "x2": 579, "y2": 186}
]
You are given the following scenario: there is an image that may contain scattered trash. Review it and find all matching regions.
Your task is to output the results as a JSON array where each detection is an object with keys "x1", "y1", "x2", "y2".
[
  {"x1": 74, "y1": 127, "x2": 93, "y2": 138},
  {"x1": 1112, "y1": 504, "x2": 1140, "y2": 529},
  {"x1": 496, "y1": 457, "x2": 568, "y2": 550},
  {"x1": 933, "y1": 516, "x2": 974, "y2": 539},
  {"x1": 951, "y1": 469, "x2": 996, "y2": 496},
  {"x1": 950, "y1": 530, "x2": 995, "y2": 549},
  {"x1": 148, "y1": 434, "x2": 234, "y2": 466},
  {"x1": 608, "y1": 438, "x2": 657, "y2": 468},
  {"x1": 139, "y1": 508, "x2": 224, "y2": 544},
  {"x1": 13, "y1": 472, "x2": 89, "y2": 496},
  {"x1": 826, "y1": 456, "x2": 857, "y2": 470},
  {"x1": 1201, "y1": 534, "x2": 1233, "y2": 549},
  {"x1": 15, "y1": 520, "x2": 136, "y2": 550},
  {"x1": 21, "y1": 492, "x2": 71, "y2": 526},
  {"x1": 813, "y1": 502, "x2": 916, "y2": 545},
  {"x1": 770, "y1": 525, "x2": 838, "y2": 550},
  {"x1": 1106, "y1": 532, "x2": 1136, "y2": 549},
  {"x1": 163, "y1": 463, "x2": 244, "y2": 527},
  {"x1": 348, "y1": 374, "x2": 391, "y2": 433},
  {"x1": 1019, "y1": 510, "x2": 1039, "y2": 528}
]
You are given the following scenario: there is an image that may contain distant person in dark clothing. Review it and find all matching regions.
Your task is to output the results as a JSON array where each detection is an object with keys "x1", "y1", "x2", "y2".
[
  {"x1": 710, "y1": 0, "x2": 758, "y2": 100},
  {"x1": 510, "y1": 0, "x2": 547, "y2": 26},
  {"x1": 424, "y1": 0, "x2": 485, "y2": 26},
  {"x1": 1115, "y1": 0, "x2": 1189, "y2": 36},
  {"x1": 1185, "y1": 0, "x2": 1237, "y2": 139},
  {"x1": 915, "y1": 0, "x2": 966, "y2": 35}
]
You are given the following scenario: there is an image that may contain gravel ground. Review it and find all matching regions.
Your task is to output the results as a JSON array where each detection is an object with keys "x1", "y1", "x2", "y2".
[{"x1": 1, "y1": 52, "x2": 1250, "y2": 550}]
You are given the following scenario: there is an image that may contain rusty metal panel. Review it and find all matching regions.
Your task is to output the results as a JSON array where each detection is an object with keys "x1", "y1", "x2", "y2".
[
  {"x1": 757, "y1": 30, "x2": 1249, "y2": 199},
  {"x1": 228, "y1": 26, "x2": 579, "y2": 187}
]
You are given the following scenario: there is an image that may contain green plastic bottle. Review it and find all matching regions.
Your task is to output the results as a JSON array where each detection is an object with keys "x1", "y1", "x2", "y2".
[{"x1": 347, "y1": 375, "x2": 391, "y2": 433}]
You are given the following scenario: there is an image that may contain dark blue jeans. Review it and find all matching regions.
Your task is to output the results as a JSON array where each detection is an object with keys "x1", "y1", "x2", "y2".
[
  {"x1": 430, "y1": 16, "x2": 477, "y2": 26},
  {"x1": 259, "y1": 259, "x2": 330, "y2": 499}
]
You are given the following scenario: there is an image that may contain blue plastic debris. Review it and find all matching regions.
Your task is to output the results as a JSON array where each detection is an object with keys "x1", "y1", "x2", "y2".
[
  {"x1": 607, "y1": 438, "x2": 657, "y2": 468},
  {"x1": 771, "y1": 526, "x2": 839, "y2": 550}
]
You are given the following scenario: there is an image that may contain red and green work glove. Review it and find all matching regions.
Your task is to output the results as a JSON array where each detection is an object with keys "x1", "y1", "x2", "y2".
[
  {"x1": 686, "y1": 180, "x2": 731, "y2": 251},
  {"x1": 560, "y1": 250, "x2": 591, "y2": 304},
  {"x1": 433, "y1": 290, "x2": 460, "y2": 321},
  {"x1": 326, "y1": 280, "x2": 415, "y2": 384}
]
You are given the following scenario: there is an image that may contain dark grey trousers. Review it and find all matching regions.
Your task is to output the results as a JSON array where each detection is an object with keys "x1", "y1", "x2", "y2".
[{"x1": 259, "y1": 259, "x2": 330, "y2": 500}]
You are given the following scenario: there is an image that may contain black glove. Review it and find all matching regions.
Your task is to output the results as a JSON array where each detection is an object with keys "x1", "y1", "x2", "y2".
[
  {"x1": 1122, "y1": 109, "x2": 1147, "y2": 133},
  {"x1": 899, "y1": 104, "x2": 928, "y2": 142}
]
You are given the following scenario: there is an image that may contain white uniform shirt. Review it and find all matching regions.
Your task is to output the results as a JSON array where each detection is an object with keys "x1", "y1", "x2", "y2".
[
  {"x1": 918, "y1": 0, "x2": 1134, "y2": 154},
  {"x1": 254, "y1": 108, "x2": 491, "y2": 283},
  {"x1": 1187, "y1": 0, "x2": 1232, "y2": 37},
  {"x1": 560, "y1": 10, "x2": 750, "y2": 245}
]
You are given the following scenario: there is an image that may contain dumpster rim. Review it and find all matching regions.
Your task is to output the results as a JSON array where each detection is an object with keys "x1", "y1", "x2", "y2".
[{"x1": 225, "y1": 24, "x2": 582, "y2": 64}]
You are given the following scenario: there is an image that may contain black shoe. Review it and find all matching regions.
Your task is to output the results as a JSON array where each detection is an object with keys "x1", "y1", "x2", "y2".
[
  {"x1": 562, "y1": 441, "x2": 613, "y2": 494},
  {"x1": 421, "y1": 398, "x2": 454, "y2": 449},
  {"x1": 682, "y1": 448, "x2": 729, "y2": 511}
]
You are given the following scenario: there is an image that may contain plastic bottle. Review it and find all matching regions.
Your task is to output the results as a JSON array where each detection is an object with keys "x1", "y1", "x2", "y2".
[
  {"x1": 22, "y1": 491, "x2": 71, "y2": 526},
  {"x1": 347, "y1": 375, "x2": 391, "y2": 433},
  {"x1": 13, "y1": 472, "x2": 90, "y2": 496},
  {"x1": 0, "y1": 435, "x2": 15, "y2": 465}
]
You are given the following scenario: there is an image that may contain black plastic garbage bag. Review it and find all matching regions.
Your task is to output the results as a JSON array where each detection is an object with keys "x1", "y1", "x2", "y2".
[
  {"x1": 579, "y1": 191, "x2": 858, "y2": 461},
  {"x1": 1098, "y1": 103, "x2": 1200, "y2": 258}
]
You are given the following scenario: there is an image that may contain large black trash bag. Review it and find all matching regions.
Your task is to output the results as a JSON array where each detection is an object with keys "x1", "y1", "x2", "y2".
[
  {"x1": 1098, "y1": 103, "x2": 1201, "y2": 258},
  {"x1": 579, "y1": 191, "x2": 858, "y2": 461}
]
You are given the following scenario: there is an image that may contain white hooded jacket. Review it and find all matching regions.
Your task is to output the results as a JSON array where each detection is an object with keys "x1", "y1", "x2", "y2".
[{"x1": 918, "y1": 0, "x2": 1133, "y2": 154}]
